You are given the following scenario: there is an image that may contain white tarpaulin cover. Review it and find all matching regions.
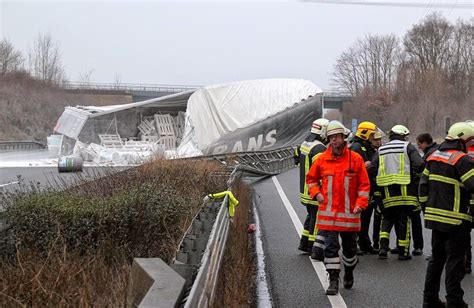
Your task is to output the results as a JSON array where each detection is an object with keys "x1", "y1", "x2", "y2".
[{"x1": 178, "y1": 79, "x2": 322, "y2": 155}]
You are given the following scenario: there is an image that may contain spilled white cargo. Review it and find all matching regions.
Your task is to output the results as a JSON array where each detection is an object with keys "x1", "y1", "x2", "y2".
[{"x1": 52, "y1": 79, "x2": 323, "y2": 164}]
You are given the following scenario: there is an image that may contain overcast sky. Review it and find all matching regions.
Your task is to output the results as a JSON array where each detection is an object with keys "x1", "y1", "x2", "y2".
[{"x1": 1, "y1": 1, "x2": 472, "y2": 89}]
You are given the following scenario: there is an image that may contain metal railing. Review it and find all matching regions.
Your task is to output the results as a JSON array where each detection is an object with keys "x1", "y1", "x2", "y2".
[
  {"x1": 175, "y1": 147, "x2": 296, "y2": 307},
  {"x1": 0, "y1": 141, "x2": 46, "y2": 152},
  {"x1": 62, "y1": 82, "x2": 200, "y2": 93}
]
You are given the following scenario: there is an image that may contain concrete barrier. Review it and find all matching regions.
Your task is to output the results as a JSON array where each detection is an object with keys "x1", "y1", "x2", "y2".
[{"x1": 128, "y1": 258, "x2": 186, "y2": 308}]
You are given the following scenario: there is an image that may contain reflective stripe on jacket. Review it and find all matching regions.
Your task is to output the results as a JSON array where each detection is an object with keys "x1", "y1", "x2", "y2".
[
  {"x1": 419, "y1": 146, "x2": 474, "y2": 232},
  {"x1": 298, "y1": 139, "x2": 326, "y2": 205},
  {"x1": 306, "y1": 145, "x2": 370, "y2": 232},
  {"x1": 376, "y1": 140, "x2": 411, "y2": 186}
]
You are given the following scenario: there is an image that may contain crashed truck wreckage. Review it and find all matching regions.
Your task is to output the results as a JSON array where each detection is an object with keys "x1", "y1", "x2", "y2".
[{"x1": 51, "y1": 79, "x2": 323, "y2": 164}]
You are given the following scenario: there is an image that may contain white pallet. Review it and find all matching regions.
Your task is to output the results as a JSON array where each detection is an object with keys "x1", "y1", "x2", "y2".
[
  {"x1": 154, "y1": 114, "x2": 175, "y2": 137},
  {"x1": 138, "y1": 119, "x2": 157, "y2": 136},
  {"x1": 99, "y1": 134, "x2": 123, "y2": 149}
]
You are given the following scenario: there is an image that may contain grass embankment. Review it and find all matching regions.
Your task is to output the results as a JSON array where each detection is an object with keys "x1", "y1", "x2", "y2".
[{"x1": 0, "y1": 159, "x2": 227, "y2": 307}]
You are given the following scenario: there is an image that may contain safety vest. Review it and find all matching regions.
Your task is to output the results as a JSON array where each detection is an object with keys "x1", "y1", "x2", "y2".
[
  {"x1": 299, "y1": 140, "x2": 325, "y2": 205},
  {"x1": 423, "y1": 149, "x2": 472, "y2": 226},
  {"x1": 376, "y1": 140, "x2": 411, "y2": 186}
]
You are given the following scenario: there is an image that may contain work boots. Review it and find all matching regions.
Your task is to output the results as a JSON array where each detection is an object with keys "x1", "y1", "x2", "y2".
[
  {"x1": 343, "y1": 267, "x2": 354, "y2": 289},
  {"x1": 298, "y1": 236, "x2": 308, "y2": 253},
  {"x1": 326, "y1": 270, "x2": 340, "y2": 295},
  {"x1": 422, "y1": 298, "x2": 446, "y2": 308},
  {"x1": 307, "y1": 241, "x2": 314, "y2": 254},
  {"x1": 378, "y1": 248, "x2": 388, "y2": 259}
]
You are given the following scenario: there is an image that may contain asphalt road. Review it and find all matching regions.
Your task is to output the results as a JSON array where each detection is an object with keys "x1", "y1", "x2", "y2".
[
  {"x1": 253, "y1": 167, "x2": 474, "y2": 308},
  {"x1": 0, "y1": 150, "x2": 129, "y2": 193}
]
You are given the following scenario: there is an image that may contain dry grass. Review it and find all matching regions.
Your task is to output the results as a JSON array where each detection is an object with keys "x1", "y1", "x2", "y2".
[
  {"x1": 1, "y1": 158, "x2": 228, "y2": 306},
  {"x1": 212, "y1": 181, "x2": 255, "y2": 308},
  {"x1": 0, "y1": 72, "x2": 131, "y2": 142}
]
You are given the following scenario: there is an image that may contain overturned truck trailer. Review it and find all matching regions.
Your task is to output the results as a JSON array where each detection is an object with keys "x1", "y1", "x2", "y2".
[{"x1": 54, "y1": 79, "x2": 322, "y2": 159}]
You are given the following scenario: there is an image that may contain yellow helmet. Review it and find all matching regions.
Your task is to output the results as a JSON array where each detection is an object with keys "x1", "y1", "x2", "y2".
[
  {"x1": 446, "y1": 122, "x2": 474, "y2": 143},
  {"x1": 355, "y1": 121, "x2": 377, "y2": 140}
]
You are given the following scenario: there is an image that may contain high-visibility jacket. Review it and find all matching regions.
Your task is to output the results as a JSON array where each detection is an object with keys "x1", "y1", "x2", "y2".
[
  {"x1": 376, "y1": 140, "x2": 411, "y2": 186},
  {"x1": 306, "y1": 145, "x2": 370, "y2": 232},
  {"x1": 370, "y1": 137, "x2": 424, "y2": 208},
  {"x1": 297, "y1": 138, "x2": 326, "y2": 205},
  {"x1": 419, "y1": 140, "x2": 474, "y2": 232}
]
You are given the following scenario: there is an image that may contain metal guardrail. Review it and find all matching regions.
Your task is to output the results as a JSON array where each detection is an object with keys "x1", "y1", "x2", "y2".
[
  {"x1": 62, "y1": 82, "x2": 200, "y2": 93},
  {"x1": 0, "y1": 141, "x2": 46, "y2": 152},
  {"x1": 175, "y1": 147, "x2": 296, "y2": 307},
  {"x1": 183, "y1": 195, "x2": 230, "y2": 307}
]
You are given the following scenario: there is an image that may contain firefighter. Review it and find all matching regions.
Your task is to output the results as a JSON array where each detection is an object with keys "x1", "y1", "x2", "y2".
[
  {"x1": 370, "y1": 128, "x2": 384, "y2": 251},
  {"x1": 350, "y1": 121, "x2": 378, "y2": 254},
  {"x1": 306, "y1": 120, "x2": 370, "y2": 295},
  {"x1": 420, "y1": 122, "x2": 474, "y2": 308},
  {"x1": 370, "y1": 125, "x2": 424, "y2": 260},
  {"x1": 296, "y1": 118, "x2": 329, "y2": 257},
  {"x1": 416, "y1": 133, "x2": 439, "y2": 161}
]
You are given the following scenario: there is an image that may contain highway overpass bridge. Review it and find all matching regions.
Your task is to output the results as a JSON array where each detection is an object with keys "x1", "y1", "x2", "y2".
[{"x1": 62, "y1": 82, "x2": 352, "y2": 110}]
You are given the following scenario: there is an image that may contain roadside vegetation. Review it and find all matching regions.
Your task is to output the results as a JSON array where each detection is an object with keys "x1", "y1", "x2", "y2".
[
  {"x1": 333, "y1": 13, "x2": 473, "y2": 137},
  {"x1": 0, "y1": 158, "x2": 228, "y2": 306}
]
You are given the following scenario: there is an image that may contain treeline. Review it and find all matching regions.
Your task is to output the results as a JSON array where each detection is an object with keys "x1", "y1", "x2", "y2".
[
  {"x1": 1, "y1": 33, "x2": 66, "y2": 84},
  {"x1": 333, "y1": 13, "x2": 473, "y2": 138},
  {"x1": 0, "y1": 34, "x2": 125, "y2": 142}
]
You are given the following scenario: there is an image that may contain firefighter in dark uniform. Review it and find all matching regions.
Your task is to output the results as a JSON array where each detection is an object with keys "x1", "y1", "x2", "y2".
[
  {"x1": 350, "y1": 121, "x2": 378, "y2": 254},
  {"x1": 370, "y1": 125, "x2": 424, "y2": 260},
  {"x1": 420, "y1": 122, "x2": 474, "y2": 308},
  {"x1": 370, "y1": 128, "x2": 384, "y2": 251},
  {"x1": 295, "y1": 118, "x2": 329, "y2": 258}
]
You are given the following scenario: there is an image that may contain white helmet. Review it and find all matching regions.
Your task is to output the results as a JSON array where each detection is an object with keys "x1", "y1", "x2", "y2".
[
  {"x1": 446, "y1": 122, "x2": 474, "y2": 143},
  {"x1": 389, "y1": 125, "x2": 410, "y2": 136},
  {"x1": 326, "y1": 120, "x2": 350, "y2": 137},
  {"x1": 311, "y1": 118, "x2": 330, "y2": 138}
]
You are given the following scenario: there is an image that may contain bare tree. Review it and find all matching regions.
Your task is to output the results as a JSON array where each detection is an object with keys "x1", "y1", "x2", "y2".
[
  {"x1": 403, "y1": 13, "x2": 453, "y2": 74},
  {"x1": 113, "y1": 73, "x2": 122, "y2": 90},
  {"x1": 78, "y1": 69, "x2": 94, "y2": 85},
  {"x1": 0, "y1": 38, "x2": 24, "y2": 74},
  {"x1": 28, "y1": 33, "x2": 66, "y2": 84},
  {"x1": 333, "y1": 34, "x2": 401, "y2": 96},
  {"x1": 446, "y1": 19, "x2": 473, "y2": 98}
]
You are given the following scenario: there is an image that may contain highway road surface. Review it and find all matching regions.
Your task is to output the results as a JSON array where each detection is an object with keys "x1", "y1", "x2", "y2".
[{"x1": 253, "y1": 167, "x2": 473, "y2": 308}]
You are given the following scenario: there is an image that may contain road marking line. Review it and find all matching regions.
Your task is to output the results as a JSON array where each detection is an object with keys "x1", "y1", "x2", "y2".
[
  {"x1": 272, "y1": 176, "x2": 347, "y2": 308},
  {"x1": 0, "y1": 181, "x2": 19, "y2": 188}
]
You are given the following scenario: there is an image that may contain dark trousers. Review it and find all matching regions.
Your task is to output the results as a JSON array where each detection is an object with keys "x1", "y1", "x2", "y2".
[
  {"x1": 302, "y1": 205, "x2": 318, "y2": 243},
  {"x1": 379, "y1": 206, "x2": 411, "y2": 257},
  {"x1": 410, "y1": 208, "x2": 424, "y2": 250},
  {"x1": 358, "y1": 201, "x2": 374, "y2": 251},
  {"x1": 372, "y1": 199, "x2": 382, "y2": 249},
  {"x1": 319, "y1": 230, "x2": 358, "y2": 274},
  {"x1": 373, "y1": 207, "x2": 382, "y2": 249},
  {"x1": 423, "y1": 229, "x2": 469, "y2": 306}
]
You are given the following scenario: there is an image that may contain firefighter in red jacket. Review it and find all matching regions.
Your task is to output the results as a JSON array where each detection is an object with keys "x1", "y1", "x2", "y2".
[{"x1": 306, "y1": 120, "x2": 370, "y2": 295}]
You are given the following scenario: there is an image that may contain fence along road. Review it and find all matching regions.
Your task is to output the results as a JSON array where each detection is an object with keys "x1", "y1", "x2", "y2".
[{"x1": 254, "y1": 167, "x2": 474, "y2": 307}]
